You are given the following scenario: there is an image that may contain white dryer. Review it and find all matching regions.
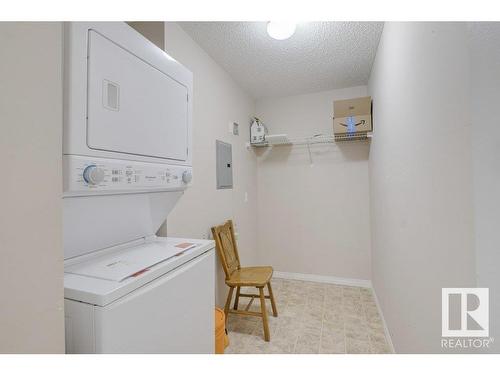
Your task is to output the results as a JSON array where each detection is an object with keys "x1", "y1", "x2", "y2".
[{"x1": 62, "y1": 22, "x2": 215, "y2": 353}]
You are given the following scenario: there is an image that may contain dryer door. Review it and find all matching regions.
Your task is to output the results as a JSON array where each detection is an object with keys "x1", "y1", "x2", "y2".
[{"x1": 86, "y1": 30, "x2": 188, "y2": 161}]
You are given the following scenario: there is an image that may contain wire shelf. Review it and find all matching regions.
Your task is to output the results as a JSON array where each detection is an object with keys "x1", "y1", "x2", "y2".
[{"x1": 250, "y1": 133, "x2": 372, "y2": 147}]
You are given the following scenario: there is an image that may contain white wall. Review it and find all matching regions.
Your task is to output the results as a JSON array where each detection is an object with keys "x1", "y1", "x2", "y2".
[
  {"x1": 368, "y1": 22, "x2": 476, "y2": 353},
  {"x1": 127, "y1": 22, "x2": 164, "y2": 50},
  {"x1": 255, "y1": 86, "x2": 372, "y2": 281},
  {"x1": 163, "y1": 23, "x2": 258, "y2": 306},
  {"x1": 0, "y1": 23, "x2": 64, "y2": 353},
  {"x1": 469, "y1": 22, "x2": 500, "y2": 352}
]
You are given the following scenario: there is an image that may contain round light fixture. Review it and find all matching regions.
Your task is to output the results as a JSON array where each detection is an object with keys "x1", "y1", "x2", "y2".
[{"x1": 266, "y1": 21, "x2": 296, "y2": 40}]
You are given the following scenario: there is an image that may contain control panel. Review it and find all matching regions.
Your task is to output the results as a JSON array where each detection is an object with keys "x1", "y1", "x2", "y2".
[{"x1": 64, "y1": 155, "x2": 192, "y2": 196}]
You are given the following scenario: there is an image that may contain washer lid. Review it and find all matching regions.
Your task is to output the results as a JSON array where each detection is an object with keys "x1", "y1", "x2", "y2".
[
  {"x1": 66, "y1": 239, "x2": 198, "y2": 282},
  {"x1": 64, "y1": 237, "x2": 215, "y2": 306}
]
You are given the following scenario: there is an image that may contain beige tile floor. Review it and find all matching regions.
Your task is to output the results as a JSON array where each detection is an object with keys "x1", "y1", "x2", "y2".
[{"x1": 224, "y1": 278, "x2": 392, "y2": 354}]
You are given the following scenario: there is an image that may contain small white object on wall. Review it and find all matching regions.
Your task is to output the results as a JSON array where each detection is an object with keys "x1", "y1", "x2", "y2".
[
  {"x1": 250, "y1": 117, "x2": 267, "y2": 144},
  {"x1": 228, "y1": 122, "x2": 239, "y2": 135}
]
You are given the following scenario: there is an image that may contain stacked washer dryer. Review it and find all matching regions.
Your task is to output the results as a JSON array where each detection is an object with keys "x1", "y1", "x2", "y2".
[{"x1": 63, "y1": 22, "x2": 215, "y2": 353}]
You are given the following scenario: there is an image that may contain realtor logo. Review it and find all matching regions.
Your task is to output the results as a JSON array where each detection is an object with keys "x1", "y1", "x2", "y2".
[{"x1": 442, "y1": 288, "x2": 489, "y2": 337}]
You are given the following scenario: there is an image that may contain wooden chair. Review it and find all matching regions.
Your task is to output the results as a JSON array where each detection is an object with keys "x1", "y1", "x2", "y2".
[{"x1": 211, "y1": 220, "x2": 278, "y2": 342}]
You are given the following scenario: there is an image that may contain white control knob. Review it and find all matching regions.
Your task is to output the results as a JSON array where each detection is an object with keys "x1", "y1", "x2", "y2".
[
  {"x1": 83, "y1": 165, "x2": 105, "y2": 185},
  {"x1": 182, "y1": 170, "x2": 192, "y2": 184}
]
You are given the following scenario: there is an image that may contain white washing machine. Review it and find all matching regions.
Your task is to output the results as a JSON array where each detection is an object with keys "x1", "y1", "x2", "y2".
[{"x1": 62, "y1": 22, "x2": 215, "y2": 353}]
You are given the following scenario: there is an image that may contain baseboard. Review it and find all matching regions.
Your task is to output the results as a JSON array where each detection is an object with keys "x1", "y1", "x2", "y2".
[
  {"x1": 273, "y1": 271, "x2": 372, "y2": 288},
  {"x1": 371, "y1": 287, "x2": 396, "y2": 353},
  {"x1": 273, "y1": 270, "x2": 395, "y2": 353}
]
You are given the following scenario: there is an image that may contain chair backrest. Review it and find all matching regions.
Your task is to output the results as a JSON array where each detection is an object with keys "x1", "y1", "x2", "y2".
[{"x1": 211, "y1": 220, "x2": 241, "y2": 279}]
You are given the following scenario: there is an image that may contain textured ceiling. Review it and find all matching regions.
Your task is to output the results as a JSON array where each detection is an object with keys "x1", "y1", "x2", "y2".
[{"x1": 179, "y1": 22, "x2": 384, "y2": 99}]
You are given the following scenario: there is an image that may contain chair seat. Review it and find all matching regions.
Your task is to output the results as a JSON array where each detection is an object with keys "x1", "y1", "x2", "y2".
[{"x1": 226, "y1": 266, "x2": 273, "y2": 287}]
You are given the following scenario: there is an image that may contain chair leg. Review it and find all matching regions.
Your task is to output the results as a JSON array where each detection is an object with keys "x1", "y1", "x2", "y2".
[
  {"x1": 233, "y1": 286, "x2": 241, "y2": 310},
  {"x1": 267, "y1": 282, "x2": 278, "y2": 317},
  {"x1": 258, "y1": 287, "x2": 270, "y2": 342},
  {"x1": 224, "y1": 286, "x2": 234, "y2": 324}
]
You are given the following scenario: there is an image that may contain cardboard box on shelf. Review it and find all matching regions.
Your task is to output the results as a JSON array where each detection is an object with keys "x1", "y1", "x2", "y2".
[{"x1": 333, "y1": 96, "x2": 372, "y2": 136}]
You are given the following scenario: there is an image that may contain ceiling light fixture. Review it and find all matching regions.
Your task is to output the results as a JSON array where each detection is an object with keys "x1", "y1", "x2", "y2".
[{"x1": 266, "y1": 21, "x2": 296, "y2": 40}]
